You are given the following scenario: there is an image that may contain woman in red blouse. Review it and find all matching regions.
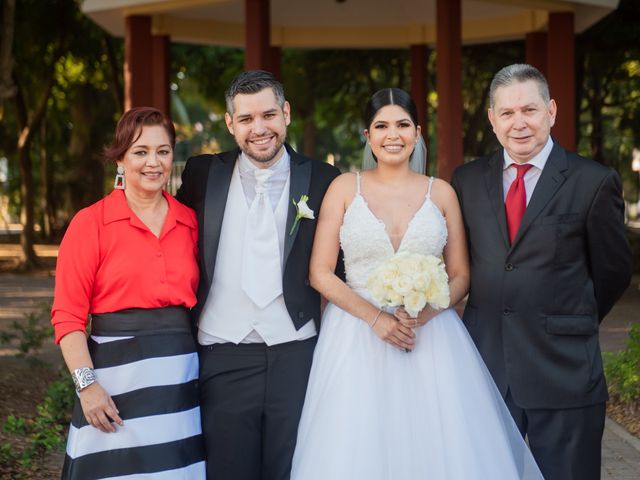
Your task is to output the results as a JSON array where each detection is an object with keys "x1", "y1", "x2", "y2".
[{"x1": 52, "y1": 107, "x2": 205, "y2": 479}]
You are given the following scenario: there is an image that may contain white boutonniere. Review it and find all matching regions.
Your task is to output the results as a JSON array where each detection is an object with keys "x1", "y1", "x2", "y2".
[{"x1": 290, "y1": 195, "x2": 315, "y2": 235}]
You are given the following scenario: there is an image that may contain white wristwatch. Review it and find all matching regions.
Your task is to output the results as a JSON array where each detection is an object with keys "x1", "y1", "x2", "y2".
[{"x1": 72, "y1": 367, "x2": 97, "y2": 393}]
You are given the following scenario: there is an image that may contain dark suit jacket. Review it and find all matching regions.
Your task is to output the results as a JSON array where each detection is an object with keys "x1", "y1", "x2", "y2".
[
  {"x1": 176, "y1": 144, "x2": 341, "y2": 332},
  {"x1": 451, "y1": 142, "x2": 632, "y2": 409}
]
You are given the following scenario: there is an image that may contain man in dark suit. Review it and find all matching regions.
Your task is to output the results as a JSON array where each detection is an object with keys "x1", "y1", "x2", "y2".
[
  {"x1": 451, "y1": 63, "x2": 632, "y2": 480},
  {"x1": 177, "y1": 70, "x2": 340, "y2": 480}
]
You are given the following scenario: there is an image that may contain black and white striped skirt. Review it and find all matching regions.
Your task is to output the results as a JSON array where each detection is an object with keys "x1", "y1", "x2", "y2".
[{"x1": 62, "y1": 307, "x2": 205, "y2": 479}]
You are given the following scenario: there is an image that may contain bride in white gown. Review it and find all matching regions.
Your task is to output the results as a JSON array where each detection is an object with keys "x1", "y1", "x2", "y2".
[{"x1": 290, "y1": 88, "x2": 543, "y2": 479}]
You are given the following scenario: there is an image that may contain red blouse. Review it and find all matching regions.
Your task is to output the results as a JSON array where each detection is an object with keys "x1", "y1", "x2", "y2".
[{"x1": 52, "y1": 189, "x2": 199, "y2": 343}]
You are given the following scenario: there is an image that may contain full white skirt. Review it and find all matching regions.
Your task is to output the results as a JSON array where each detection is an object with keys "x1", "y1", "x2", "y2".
[{"x1": 291, "y1": 303, "x2": 543, "y2": 480}]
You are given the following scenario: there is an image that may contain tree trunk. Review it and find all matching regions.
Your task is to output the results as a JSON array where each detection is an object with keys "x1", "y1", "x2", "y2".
[
  {"x1": 13, "y1": 38, "x2": 63, "y2": 270},
  {"x1": 17, "y1": 132, "x2": 39, "y2": 269},
  {"x1": 463, "y1": 81, "x2": 491, "y2": 157},
  {"x1": 0, "y1": 0, "x2": 17, "y2": 118},
  {"x1": 68, "y1": 84, "x2": 105, "y2": 212},
  {"x1": 589, "y1": 89, "x2": 604, "y2": 164},
  {"x1": 303, "y1": 113, "x2": 317, "y2": 159},
  {"x1": 575, "y1": 50, "x2": 586, "y2": 153},
  {"x1": 578, "y1": 51, "x2": 605, "y2": 164},
  {"x1": 298, "y1": 61, "x2": 317, "y2": 159},
  {"x1": 103, "y1": 34, "x2": 123, "y2": 111},
  {"x1": 40, "y1": 122, "x2": 54, "y2": 240}
]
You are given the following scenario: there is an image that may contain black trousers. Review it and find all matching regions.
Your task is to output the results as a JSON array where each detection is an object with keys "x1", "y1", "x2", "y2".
[
  {"x1": 199, "y1": 337, "x2": 316, "y2": 480},
  {"x1": 505, "y1": 389, "x2": 606, "y2": 480}
]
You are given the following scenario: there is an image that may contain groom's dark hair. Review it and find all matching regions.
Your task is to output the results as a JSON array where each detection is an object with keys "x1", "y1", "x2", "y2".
[{"x1": 225, "y1": 70, "x2": 286, "y2": 115}]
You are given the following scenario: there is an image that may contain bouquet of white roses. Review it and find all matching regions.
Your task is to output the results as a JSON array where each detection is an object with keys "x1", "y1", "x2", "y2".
[{"x1": 366, "y1": 252, "x2": 450, "y2": 317}]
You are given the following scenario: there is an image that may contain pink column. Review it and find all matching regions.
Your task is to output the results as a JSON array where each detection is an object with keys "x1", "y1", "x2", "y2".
[
  {"x1": 245, "y1": 0, "x2": 271, "y2": 72},
  {"x1": 525, "y1": 32, "x2": 548, "y2": 77},
  {"x1": 410, "y1": 44, "x2": 429, "y2": 157},
  {"x1": 124, "y1": 15, "x2": 153, "y2": 110},
  {"x1": 547, "y1": 12, "x2": 575, "y2": 151},
  {"x1": 270, "y1": 46, "x2": 282, "y2": 81},
  {"x1": 151, "y1": 35, "x2": 171, "y2": 116},
  {"x1": 436, "y1": 0, "x2": 463, "y2": 181}
]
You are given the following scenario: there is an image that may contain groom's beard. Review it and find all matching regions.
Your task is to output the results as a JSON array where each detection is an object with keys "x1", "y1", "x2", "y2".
[{"x1": 239, "y1": 132, "x2": 287, "y2": 165}]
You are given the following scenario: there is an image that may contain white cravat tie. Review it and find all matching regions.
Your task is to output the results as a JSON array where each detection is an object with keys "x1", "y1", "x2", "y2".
[{"x1": 241, "y1": 168, "x2": 283, "y2": 308}]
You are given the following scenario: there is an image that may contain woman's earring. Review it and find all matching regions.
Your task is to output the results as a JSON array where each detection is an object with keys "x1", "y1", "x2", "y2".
[{"x1": 114, "y1": 165, "x2": 125, "y2": 190}]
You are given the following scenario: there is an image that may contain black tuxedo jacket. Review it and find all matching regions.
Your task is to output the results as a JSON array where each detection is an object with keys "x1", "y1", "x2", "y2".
[
  {"x1": 451, "y1": 142, "x2": 632, "y2": 409},
  {"x1": 176, "y1": 144, "x2": 341, "y2": 332}
]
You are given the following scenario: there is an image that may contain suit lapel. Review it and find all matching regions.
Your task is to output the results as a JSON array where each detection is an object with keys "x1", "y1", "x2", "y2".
[
  {"x1": 484, "y1": 151, "x2": 510, "y2": 249},
  {"x1": 202, "y1": 149, "x2": 238, "y2": 283},
  {"x1": 510, "y1": 143, "x2": 568, "y2": 248},
  {"x1": 284, "y1": 146, "x2": 311, "y2": 267}
]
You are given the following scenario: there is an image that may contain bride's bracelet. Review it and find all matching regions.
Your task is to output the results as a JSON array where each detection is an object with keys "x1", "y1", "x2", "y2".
[{"x1": 369, "y1": 309, "x2": 383, "y2": 328}]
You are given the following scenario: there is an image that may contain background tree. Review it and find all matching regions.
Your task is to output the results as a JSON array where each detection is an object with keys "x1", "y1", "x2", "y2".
[
  {"x1": 461, "y1": 41, "x2": 523, "y2": 159},
  {"x1": 8, "y1": 0, "x2": 74, "y2": 269},
  {"x1": 1, "y1": 0, "x2": 121, "y2": 269},
  {"x1": 576, "y1": 0, "x2": 640, "y2": 199},
  {"x1": 1, "y1": 0, "x2": 639, "y2": 273},
  {"x1": 283, "y1": 48, "x2": 411, "y2": 170},
  {"x1": 0, "y1": 0, "x2": 17, "y2": 114}
]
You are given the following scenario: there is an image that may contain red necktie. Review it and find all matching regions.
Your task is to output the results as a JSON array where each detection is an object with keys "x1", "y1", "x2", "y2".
[{"x1": 505, "y1": 163, "x2": 533, "y2": 244}]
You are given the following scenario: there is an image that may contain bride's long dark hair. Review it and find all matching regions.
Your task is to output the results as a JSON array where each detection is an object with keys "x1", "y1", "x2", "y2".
[
  {"x1": 362, "y1": 88, "x2": 426, "y2": 174},
  {"x1": 364, "y1": 88, "x2": 419, "y2": 128}
]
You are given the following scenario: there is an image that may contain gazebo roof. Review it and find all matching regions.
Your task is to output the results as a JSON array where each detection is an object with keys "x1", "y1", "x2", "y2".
[{"x1": 82, "y1": 0, "x2": 619, "y2": 48}]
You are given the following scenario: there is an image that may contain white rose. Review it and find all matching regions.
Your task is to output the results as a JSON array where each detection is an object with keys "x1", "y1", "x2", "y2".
[
  {"x1": 380, "y1": 263, "x2": 400, "y2": 285},
  {"x1": 391, "y1": 274, "x2": 414, "y2": 296},
  {"x1": 395, "y1": 253, "x2": 420, "y2": 276},
  {"x1": 367, "y1": 277, "x2": 388, "y2": 304},
  {"x1": 418, "y1": 255, "x2": 431, "y2": 269},
  {"x1": 412, "y1": 271, "x2": 431, "y2": 292},
  {"x1": 404, "y1": 291, "x2": 428, "y2": 318},
  {"x1": 426, "y1": 277, "x2": 450, "y2": 310},
  {"x1": 385, "y1": 288, "x2": 403, "y2": 307}
]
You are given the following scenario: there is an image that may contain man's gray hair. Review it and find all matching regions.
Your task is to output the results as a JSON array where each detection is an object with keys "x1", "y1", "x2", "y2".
[
  {"x1": 225, "y1": 70, "x2": 286, "y2": 115},
  {"x1": 489, "y1": 63, "x2": 550, "y2": 108}
]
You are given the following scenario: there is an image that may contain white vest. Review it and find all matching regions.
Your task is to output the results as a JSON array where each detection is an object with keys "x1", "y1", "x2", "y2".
[{"x1": 198, "y1": 162, "x2": 317, "y2": 346}]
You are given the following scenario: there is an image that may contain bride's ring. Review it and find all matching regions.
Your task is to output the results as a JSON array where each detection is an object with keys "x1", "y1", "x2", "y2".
[{"x1": 413, "y1": 318, "x2": 417, "y2": 328}]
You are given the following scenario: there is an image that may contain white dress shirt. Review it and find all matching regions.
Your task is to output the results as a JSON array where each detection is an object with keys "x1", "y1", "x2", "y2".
[
  {"x1": 238, "y1": 149, "x2": 290, "y2": 209},
  {"x1": 235, "y1": 149, "x2": 289, "y2": 343},
  {"x1": 502, "y1": 137, "x2": 554, "y2": 205},
  {"x1": 198, "y1": 147, "x2": 317, "y2": 345}
]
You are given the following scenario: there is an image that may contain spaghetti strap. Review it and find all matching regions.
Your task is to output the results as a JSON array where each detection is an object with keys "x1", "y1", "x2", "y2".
[
  {"x1": 426, "y1": 176, "x2": 434, "y2": 199},
  {"x1": 356, "y1": 171, "x2": 361, "y2": 194}
]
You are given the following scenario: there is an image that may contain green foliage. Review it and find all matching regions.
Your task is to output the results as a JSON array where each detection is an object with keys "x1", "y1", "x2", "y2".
[
  {"x1": 2, "y1": 0, "x2": 122, "y2": 239},
  {"x1": 170, "y1": 44, "x2": 244, "y2": 155},
  {"x1": 461, "y1": 41, "x2": 523, "y2": 159},
  {"x1": 30, "y1": 375, "x2": 74, "y2": 451},
  {"x1": 3, "y1": 416, "x2": 28, "y2": 435},
  {"x1": 0, "y1": 441, "x2": 16, "y2": 469},
  {"x1": 3, "y1": 0, "x2": 640, "y2": 233},
  {"x1": 577, "y1": 0, "x2": 640, "y2": 194},
  {"x1": 0, "y1": 304, "x2": 54, "y2": 360},
  {"x1": 282, "y1": 48, "x2": 413, "y2": 170},
  {"x1": 1, "y1": 370, "x2": 73, "y2": 472},
  {"x1": 604, "y1": 323, "x2": 640, "y2": 404}
]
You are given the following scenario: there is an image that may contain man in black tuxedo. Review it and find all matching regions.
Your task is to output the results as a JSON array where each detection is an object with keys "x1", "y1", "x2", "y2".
[
  {"x1": 177, "y1": 70, "x2": 340, "y2": 480},
  {"x1": 451, "y1": 64, "x2": 632, "y2": 480}
]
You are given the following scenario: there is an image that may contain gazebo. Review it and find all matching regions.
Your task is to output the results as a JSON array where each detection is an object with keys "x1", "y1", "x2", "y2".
[{"x1": 81, "y1": 0, "x2": 619, "y2": 179}]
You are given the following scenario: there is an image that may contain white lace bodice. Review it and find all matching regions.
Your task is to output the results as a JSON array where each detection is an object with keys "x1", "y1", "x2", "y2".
[{"x1": 339, "y1": 173, "x2": 448, "y2": 290}]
